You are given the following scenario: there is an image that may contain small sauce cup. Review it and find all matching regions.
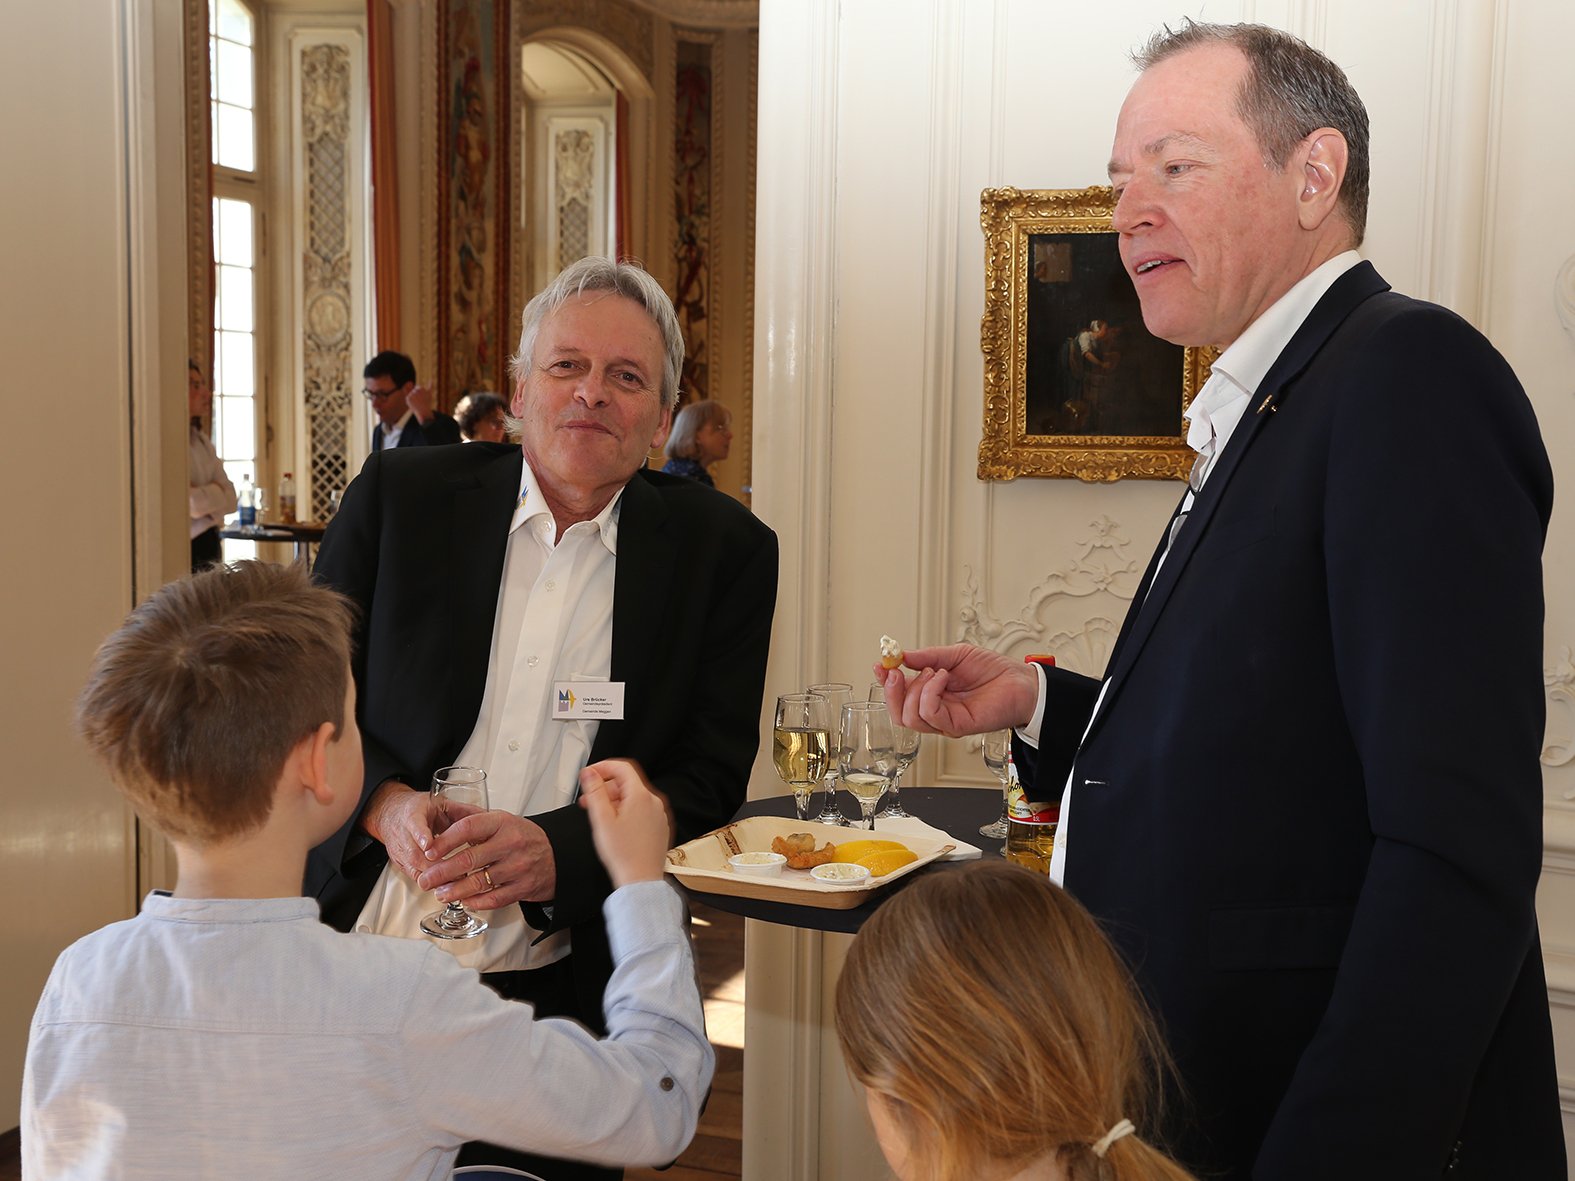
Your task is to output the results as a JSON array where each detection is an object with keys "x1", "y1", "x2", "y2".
[
  {"x1": 729, "y1": 851, "x2": 788, "y2": 877},
  {"x1": 810, "y1": 862, "x2": 871, "y2": 884}
]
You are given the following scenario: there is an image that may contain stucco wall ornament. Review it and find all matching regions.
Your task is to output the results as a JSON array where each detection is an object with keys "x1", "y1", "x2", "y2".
[
  {"x1": 1557, "y1": 257, "x2": 1575, "y2": 342},
  {"x1": 301, "y1": 43, "x2": 354, "y2": 522},
  {"x1": 956, "y1": 516, "x2": 1141, "y2": 756},
  {"x1": 1545, "y1": 647, "x2": 1575, "y2": 793},
  {"x1": 955, "y1": 515, "x2": 1144, "y2": 747}
]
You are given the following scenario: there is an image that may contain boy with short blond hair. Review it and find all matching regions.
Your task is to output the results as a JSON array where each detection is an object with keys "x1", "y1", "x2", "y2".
[{"x1": 24, "y1": 561, "x2": 710, "y2": 1180}]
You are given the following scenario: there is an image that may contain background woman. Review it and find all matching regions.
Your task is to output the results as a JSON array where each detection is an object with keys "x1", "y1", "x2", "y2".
[
  {"x1": 835, "y1": 861, "x2": 1195, "y2": 1181},
  {"x1": 661, "y1": 399, "x2": 732, "y2": 486}
]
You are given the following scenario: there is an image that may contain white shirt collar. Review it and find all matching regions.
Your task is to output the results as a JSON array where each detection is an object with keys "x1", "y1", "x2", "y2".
[
  {"x1": 1185, "y1": 250, "x2": 1363, "y2": 458},
  {"x1": 379, "y1": 408, "x2": 414, "y2": 437},
  {"x1": 511, "y1": 455, "x2": 623, "y2": 555}
]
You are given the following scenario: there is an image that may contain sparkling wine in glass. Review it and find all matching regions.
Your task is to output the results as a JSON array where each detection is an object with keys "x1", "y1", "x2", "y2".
[
  {"x1": 419, "y1": 766, "x2": 491, "y2": 940},
  {"x1": 979, "y1": 730, "x2": 1012, "y2": 839},
  {"x1": 868, "y1": 683, "x2": 919, "y2": 819},
  {"x1": 773, "y1": 693, "x2": 830, "y2": 821},
  {"x1": 840, "y1": 701, "x2": 898, "y2": 830},
  {"x1": 807, "y1": 682, "x2": 854, "y2": 826}
]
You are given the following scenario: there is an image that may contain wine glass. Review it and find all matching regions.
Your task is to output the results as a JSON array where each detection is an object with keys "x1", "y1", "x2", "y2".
[
  {"x1": 869, "y1": 683, "x2": 918, "y2": 819},
  {"x1": 978, "y1": 730, "x2": 1012, "y2": 838},
  {"x1": 840, "y1": 701, "x2": 898, "y2": 830},
  {"x1": 773, "y1": 693, "x2": 831, "y2": 821},
  {"x1": 806, "y1": 682, "x2": 853, "y2": 826},
  {"x1": 419, "y1": 766, "x2": 491, "y2": 940}
]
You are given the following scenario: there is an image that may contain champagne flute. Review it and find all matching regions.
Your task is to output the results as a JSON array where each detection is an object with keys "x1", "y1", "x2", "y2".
[
  {"x1": 807, "y1": 682, "x2": 853, "y2": 826},
  {"x1": 773, "y1": 693, "x2": 831, "y2": 821},
  {"x1": 869, "y1": 682, "x2": 918, "y2": 819},
  {"x1": 978, "y1": 730, "x2": 1012, "y2": 838},
  {"x1": 840, "y1": 701, "x2": 898, "y2": 830},
  {"x1": 419, "y1": 766, "x2": 491, "y2": 940}
]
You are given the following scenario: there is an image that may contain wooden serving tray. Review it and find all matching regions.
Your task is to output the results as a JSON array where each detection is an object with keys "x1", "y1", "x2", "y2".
[{"x1": 666, "y1": 815, "x2": 953, "y2": 909}]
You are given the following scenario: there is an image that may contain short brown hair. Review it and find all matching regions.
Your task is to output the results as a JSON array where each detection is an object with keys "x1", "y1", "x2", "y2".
[
  {"x1": 76, "y1": 561, "x2": 355, "y2": 845},
  {"x1": 1135, "y1": 20, "x2": 1371, "y2": 245},
  {"x1": 835, "y1": 862, "x2": 1195, "y2": 1181}
]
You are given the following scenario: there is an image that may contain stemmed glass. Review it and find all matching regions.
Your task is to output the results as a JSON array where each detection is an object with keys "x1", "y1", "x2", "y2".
[
  {"x1": 772, "y1": 693, "x2": 831, "y2": 821},
  {"x1": 840, "y1": 701, "x2": 899, "y2": 830},
  {"x1": 869, "y1": 683, "x2": 919, "y2": 819},
  {"x1": 978, "y1": 730, "x2": 1012, "y2": 839},
  {"x1": 806, "y1": 682, "x2": 853, "y2": 826},
  {"x1": 419, "y1": 766, "x2": 491, "y2": 940}
]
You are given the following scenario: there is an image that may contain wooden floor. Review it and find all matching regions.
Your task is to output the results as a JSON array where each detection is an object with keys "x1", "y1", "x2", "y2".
[{"x1": 0, "y1": 903, "x2": 745, "y2": 1181}]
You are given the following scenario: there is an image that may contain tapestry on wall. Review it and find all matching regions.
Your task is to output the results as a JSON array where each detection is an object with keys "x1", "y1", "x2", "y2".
[
  {"x1": 674, "y1": 39, "x2": 712, "y2": 403},
  {"x1": 438, "y1": 0, "x2": 510, "y2": 405}
]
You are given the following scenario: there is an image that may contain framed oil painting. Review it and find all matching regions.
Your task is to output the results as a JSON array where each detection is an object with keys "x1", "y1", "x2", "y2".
[{"x1": 978, "y1": 186, "x2": 1215, "y2": 482}]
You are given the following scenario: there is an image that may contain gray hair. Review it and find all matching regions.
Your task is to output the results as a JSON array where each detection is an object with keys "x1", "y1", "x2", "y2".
[
  {"x1": 664, "y1": 399, "x2": 730, "y2": 461},
  {"x1": 508, "y1": 256, "x2": 684, "y2": 411},
  {"x1": 1134, "y1": 20, "x2": 1370, "y2": 245}
]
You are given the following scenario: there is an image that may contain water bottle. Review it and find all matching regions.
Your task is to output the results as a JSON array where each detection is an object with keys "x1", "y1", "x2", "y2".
[
  {"x1": 279, "y1": 472, "x2": 297, "y2": 524},
  {"x1": 238, "y1": 476, "x2": 256, "y2": 529}
]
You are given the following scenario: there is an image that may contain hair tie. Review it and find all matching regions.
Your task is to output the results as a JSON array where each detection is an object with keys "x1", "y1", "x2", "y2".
[{"x1": 1090, "y1": 1118, "x2": 1136, "y2": 1158}]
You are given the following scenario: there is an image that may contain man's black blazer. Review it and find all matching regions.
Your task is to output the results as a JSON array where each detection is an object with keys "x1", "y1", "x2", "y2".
[
  {"x1": 373, "y1": 410, "x2": 462, "y2": 450},
  {"x1": 1021, "y1": 263, "x2": 1562, "y2": 1179},
  {"x1": 305, "y1": 443, "x2": 778, "y2": 1026}
]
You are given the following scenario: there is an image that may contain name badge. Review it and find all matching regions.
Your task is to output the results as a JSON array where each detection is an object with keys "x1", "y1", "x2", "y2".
[{"x1": 553, "y1": 681, "x2": 625, "y2": 720}]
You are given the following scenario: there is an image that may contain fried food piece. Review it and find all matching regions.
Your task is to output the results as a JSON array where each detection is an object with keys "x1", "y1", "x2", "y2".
[
  {"x1": 879, "y1": 634, "x2": 904, "y2": 670},
  {"x1": 771, "y1": 832, "x2": 837, "y2": 869}
]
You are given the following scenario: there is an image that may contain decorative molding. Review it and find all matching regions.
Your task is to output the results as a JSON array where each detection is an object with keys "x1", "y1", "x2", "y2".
[
  {"x1": 183, "y1": 0, "x2": 211, "y2": 370},
  {"x1": 419, "y1": 0, "x2": 440, "y2": 391},
  {"x1": 1556, "y1": 257, "x2": 1575, "y2": 342},
  {"x1": 552, "y1": 126, "x2": 597, "y2": 265},
  {"x1": 959, "y1": 515, "x2": 1142, "y2": 678},
  {"x1": 673, "y1": 31, "x2": 716, "y2": 401},
  {"x1": 1546, "y1": 646, "x2": 1575, "y2": 778},
  {"x1": 709, "y1": 28, "x2": 724, "y2": 404},
  {"x1": 299, "y1": 42, "x2": 355, "y2": 522},
  {"x1": 626, "y1": 0, "x2": 757, "y2": 29},
  {"x1": 436, "y1": 0, "x2": 511, "y2": 403},
  {"x1": 742, "y1": 28, "x2": 756, "y2": 502},
  {"x1": 516, "y1": 0, "x2": 655, "y2": 81}
]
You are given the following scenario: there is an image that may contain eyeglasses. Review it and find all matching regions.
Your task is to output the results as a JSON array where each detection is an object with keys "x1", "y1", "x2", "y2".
[
  {"x1": 1164, "y1": 446, "x2": 1214, "y2": 554},
  {"x1": 363, "y1": 387, "x2": 396, "y2": 402}
]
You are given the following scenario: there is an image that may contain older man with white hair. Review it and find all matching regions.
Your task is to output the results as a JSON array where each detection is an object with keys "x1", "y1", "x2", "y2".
[{"x1": 309, "y1": 256, "x2": 778, "y2": 1180}]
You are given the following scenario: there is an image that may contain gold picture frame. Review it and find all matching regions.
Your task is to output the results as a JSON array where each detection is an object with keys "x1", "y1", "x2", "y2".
[{"x1": 978, "y1": 186, "x2": 1215, "y2": 482}]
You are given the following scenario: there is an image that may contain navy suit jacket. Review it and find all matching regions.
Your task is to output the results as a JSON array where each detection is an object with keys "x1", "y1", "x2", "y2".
[
  {"x1": 373, "y1": 410, "x2": 461, "y2": 450},
  {"x1": 305, "y1": 444, "x2": 778, "y2": 1027},
  {"x1": 1020, "y1": 262, "x2": 1561, "y2": 1179}
]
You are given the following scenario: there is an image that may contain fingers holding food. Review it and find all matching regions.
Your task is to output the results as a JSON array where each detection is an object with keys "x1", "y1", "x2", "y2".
[{"x1": 879, "y1": 634, "x2": 905, "y2": 670}]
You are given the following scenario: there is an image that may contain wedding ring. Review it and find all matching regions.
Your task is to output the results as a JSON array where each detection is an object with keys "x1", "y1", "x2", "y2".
[{"x1": 481, "y1": 866, "x2": 495, "y2": 892}]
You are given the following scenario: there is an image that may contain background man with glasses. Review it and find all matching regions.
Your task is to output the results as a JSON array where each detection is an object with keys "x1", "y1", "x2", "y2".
[
  {"x1": 880, "y1": 20, "x2": 1560, "y2": 1180},
  {"x1": 363, "y1": 349, "x2": 462, "y2": 450}
]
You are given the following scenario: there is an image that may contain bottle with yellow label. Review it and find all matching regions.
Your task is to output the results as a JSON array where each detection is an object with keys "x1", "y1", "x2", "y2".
[{"x1": 1003, "y1": 757, "x2": 1058, "y2": 875}]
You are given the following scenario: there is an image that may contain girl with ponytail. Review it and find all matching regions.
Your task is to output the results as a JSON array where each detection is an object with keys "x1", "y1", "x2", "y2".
[{"x1": 835, "y1": 861, "x2": 1196, "y2": 1181}]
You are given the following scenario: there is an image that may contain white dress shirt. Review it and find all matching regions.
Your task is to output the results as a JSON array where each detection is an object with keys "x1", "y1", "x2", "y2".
[
  {"x1": 377, "y1": 408, "x2": 415, "y2": 449},
  {"x1": 1031, "y1": 251, "x2": 1363, "y2": 884},
  {"x1": 355, "y1": 457, "x2": 622, "y2": 972},
  {"x1": 24, "y1": 883, "x2": 711, "y2": 1180},
  {"x1": 188, "y1": 424, "x2": 237, "y2": 539}
]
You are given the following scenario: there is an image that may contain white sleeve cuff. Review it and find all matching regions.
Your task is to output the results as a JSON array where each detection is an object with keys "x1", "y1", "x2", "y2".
[{"x1": 1015, "y1": 662, "x2": 1048, "y2": 749}]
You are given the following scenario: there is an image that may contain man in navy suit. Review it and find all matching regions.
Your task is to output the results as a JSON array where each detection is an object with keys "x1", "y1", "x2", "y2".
[
  {"x1": 364, "y1": 349, "x2": 462, "y2": 450},
  {"x1": 311, "y1": 259, "x2": 777, "y2": 1180},
  {"x1": 881, "y1": 21, "x2": 1561, "y2": 1179}
]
